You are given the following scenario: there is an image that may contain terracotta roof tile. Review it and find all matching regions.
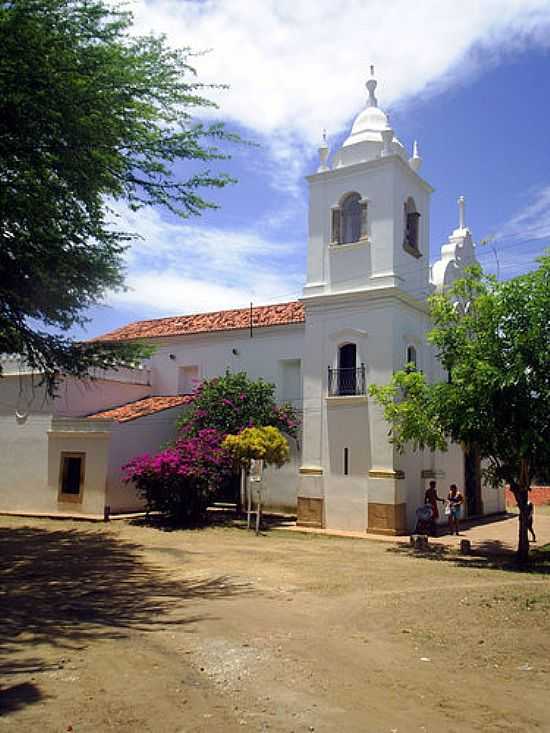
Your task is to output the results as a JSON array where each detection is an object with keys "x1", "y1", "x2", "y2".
[
  {"x1": 94, "y1": 301, "x2": 304, "y2": 342},
  {"x1": 87, "y1": 395, "x2": 193, "y2": 423}
]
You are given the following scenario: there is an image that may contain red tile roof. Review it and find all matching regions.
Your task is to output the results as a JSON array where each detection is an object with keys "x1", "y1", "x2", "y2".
[
  {"x1": 94, "y1": 301, "x2": 305, "y2": 342},
  {"x1": 87, "y1": 395, "x2": 193, "y2": 423}
]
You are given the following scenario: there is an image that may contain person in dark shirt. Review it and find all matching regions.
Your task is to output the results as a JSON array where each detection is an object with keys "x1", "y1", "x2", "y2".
[{"x1": 424, "y1": 480, "x2": 445, "y2": 535}]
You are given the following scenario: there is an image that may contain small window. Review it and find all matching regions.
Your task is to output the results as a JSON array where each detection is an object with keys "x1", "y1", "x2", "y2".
[
  {"x1": 59, "y1": 452, "x2": 85, "y2": 502},
  {"x1": 344, "y1": 447, "x2": 349, "y2": 476},
  {"x1": 341, "y1": 193, "x2": 362, "y2": 244},
  {"x1": 405, "y1": 345, "x2": 418, "y2": 372},
  {"x1": 403, "y1": 197, "x2": 421, "y2": 256},
  {"x1": 178, "y1": 365, "x2": 199, "y2": 394}
]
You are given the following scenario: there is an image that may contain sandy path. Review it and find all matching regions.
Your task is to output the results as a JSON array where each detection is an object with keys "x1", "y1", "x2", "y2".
[{"x1": 1, "y1": 517, "x2": 549, "y2": 732}]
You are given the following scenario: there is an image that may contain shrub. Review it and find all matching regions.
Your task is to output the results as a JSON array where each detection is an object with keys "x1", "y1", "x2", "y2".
[
  {"x1": 123, "y1": 428, "x2": 232, "y2": 525},
  {"x1": 178, "y1": 371, "x2": 299, "y2": 439},
  {"x1": 223, "y1": 426, "x2": 290, "y2": 469}
]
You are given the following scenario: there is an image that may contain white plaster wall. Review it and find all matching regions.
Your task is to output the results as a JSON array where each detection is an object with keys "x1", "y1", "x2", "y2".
[
  {"x1": 392, "y1": 164, "x2": 432, "y2": 300},
  {"x1": 105, "y1": 405, "x2": 189, "y2": 512},
  {"x1": 324, "y1": 401, "x2": 370, "y2": 531},
  {"x1": 261, "y1": 435, "x2": 300, "y2": 512},
  {"x1": 0, "y1": 411, "x2": 52, "y2": 512},
  {"x1": 54, "y1": 377, "x2": 150, "y2": 417},
  {"x1": 47, "y1": 426, "x2": 111, "y2": 515},
  {"x1": 482, "y1": 482, "x2": 506, "y2": 515},
  {"x1": 0, "y1": 374, "x2": 112, "y2": 515},
  {"x1": 0, "y1": 376, "x2": 53, "y2": 512},
  {"x1": 144, "y1": 324, "x2": 304, "y2": 403}
]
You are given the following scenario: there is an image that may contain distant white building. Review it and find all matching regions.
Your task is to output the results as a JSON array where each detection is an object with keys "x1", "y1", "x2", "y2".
[{"x1": 0, "y1": 70, "x2": 504, "y2": 528}]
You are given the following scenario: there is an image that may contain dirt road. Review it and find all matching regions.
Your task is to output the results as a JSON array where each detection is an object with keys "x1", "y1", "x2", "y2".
[{"x1": 1, "y1": 516, "x2": 549, "y2": 732}]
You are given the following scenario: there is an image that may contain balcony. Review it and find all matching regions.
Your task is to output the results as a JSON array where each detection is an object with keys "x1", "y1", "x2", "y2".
[{"x1": 327, "y1": 365, "x2": 366, "y2": 397}]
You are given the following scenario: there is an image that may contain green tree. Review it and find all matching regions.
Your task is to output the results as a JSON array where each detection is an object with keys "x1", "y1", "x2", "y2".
[
  {"x1": 369, "y1": 256, "x2": 550, "y2": 563},
  {"x1": 178, "y1": 371, "x2": 300, "y2": 439},
  {"x1": 0, "y1": 0, "x2": 237, "y2": 394}
]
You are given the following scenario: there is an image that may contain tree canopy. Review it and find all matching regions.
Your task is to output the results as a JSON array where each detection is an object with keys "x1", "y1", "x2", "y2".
[
  {"x1": 0, "y1": 0, "x2": 237, "y2": 393},
  {"x1": 177, "y1": 371, "x2": 300, "y2": 439},
  {"x1": 223, "y1": 426, "x2": 290, "y2": 469},
  {"x1": 369, "y1": 255, "x2": 550, "y2": 562}
]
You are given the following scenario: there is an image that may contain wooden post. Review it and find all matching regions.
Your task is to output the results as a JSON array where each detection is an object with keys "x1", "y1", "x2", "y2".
[
  {"x1": 246, "y1": 472, "x2": 252, "y2": 530},
  {"x1": 255, "y1": 489, "x2": 262, "y2": 536}
]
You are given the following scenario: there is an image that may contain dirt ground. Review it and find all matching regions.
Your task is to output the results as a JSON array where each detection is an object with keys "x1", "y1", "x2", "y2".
[{"x1": 1, "y1": 515, "x2": 549, "y2": 733}]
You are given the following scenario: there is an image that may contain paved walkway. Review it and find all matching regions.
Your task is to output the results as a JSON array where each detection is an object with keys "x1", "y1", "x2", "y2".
[{"x1": 275, "y1": 512, "x2": 550, "y2": 554}]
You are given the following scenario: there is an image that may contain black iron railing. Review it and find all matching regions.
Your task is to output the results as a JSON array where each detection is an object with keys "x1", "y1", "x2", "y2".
[{"x1": 328, "y1": 365, "x2": 366, "y2": 396}]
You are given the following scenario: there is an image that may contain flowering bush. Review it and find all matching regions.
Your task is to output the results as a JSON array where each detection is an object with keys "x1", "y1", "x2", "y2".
[
  {"x1": 223, "y1": 426, "x2": 290, "y2": 468},
  {"x1": 177, "y1": 371, "x2": 300, "y2": 439},
  {"x1": 123, "y1": 372, "x2": 300, "y2": 523},
  {"x1": 123, "y1": 428, "x2": 232, "y2": 525}
]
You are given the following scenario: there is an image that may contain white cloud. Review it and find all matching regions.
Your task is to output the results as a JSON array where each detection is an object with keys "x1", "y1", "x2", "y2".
[
  {"x1": 130, "y1": 0, "x2": 550, "y2": 159},
  {"x1": 495, "y1": 185, "x2": 550, "y2": 243},
  {"x1": 476, "y1": 185, "x2": 550, "y2": 278},
  {"x1": 106, "y1": 201, "x2": 303, "y2": 314}
]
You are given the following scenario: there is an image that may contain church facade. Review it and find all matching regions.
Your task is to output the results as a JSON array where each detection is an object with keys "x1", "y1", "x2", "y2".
[{"x1": 0, "y1": 71, "x2": 505, "y2": 528}]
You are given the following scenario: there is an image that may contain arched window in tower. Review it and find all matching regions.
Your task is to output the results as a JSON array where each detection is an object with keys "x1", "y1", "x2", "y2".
[
  {"x1": 405, "y1": 344, "x2": 417, "y2": 371},
  {"x1": 331, "y1": 193, "x2": 368, "y2": 245},
  {"x1": 341, "y1": 193, "x2": 362, "y2": 244},
  {"x1": 403, "y1": 197, "x2": 421, "y2": 256}
]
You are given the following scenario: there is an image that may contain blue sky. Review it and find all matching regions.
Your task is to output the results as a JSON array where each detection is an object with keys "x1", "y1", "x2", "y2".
[{"x1": 83, "y1": 0, "x2": 550, "y2": 338}]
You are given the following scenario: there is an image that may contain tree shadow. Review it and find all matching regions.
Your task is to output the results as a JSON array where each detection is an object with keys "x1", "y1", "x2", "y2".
[
  {"x1": 388, "y1": 538, "x2": 550, "y2": 574},
  {"x1": 0, "y1": 681, "x2": 43, "y2": 714},
  {"x1": 0, "y1": 523, "x2": 253, "y2": 713},
  {"x1": 128, "y1": 506, "x2": 295, "y2": 534}
]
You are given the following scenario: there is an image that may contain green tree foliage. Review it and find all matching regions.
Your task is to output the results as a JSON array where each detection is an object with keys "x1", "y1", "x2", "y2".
[
  {"x1": 178, "y1": 371, "x2": 300, "y2": 439},
  {"x1": 223, "y1": 426, "x2": 290, "y2": 469},
  {"x1": 369, "y1": 256, "x2": 550, "y2": 563},
  {"x1": 0, "y1": 0, "x2": 237, "y2": 393}
]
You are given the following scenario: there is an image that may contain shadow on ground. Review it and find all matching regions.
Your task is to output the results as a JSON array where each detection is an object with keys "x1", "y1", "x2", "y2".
[
  {"x1": 129, "y1": 506, "x2": 296, "y2": 534},
  {"x1": 0, "y1": 524, "x2": 253, "y2": 671},
  {"x1": 388, "y1": 538, "x2": 550, "y2": 574}
]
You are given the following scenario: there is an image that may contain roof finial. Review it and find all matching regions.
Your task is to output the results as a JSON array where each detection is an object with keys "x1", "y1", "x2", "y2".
[
  {"x1": 409, "y1": 140, "x2": 422, "y2": 172},
  {"x1": 366, "y1": 64, "x2": 378, "y2": 108},
  {"x1": 458, "y1": 195, "x2": 465, "y2": 230},
  {"x1": 380, "y1": 116, "x2": 394, "y2": 157},
  {"x1": 317, "y1": 128, "x2": 329, "y2": 172}
]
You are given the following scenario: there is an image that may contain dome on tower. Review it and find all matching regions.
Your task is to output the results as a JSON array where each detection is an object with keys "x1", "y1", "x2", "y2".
[
  {"x1": 345, "y1": 105, "x2": 390, "y2": 143},
  {"x1": 331, "y1": 66, "x2": 407, "y2": 168}
]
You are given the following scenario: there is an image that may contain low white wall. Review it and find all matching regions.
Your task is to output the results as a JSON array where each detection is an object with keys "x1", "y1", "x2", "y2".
[
  {"x1": 261, "y1": 435, "x2": 300, "y2": 512},
  {"x1": 105, "y1": 406, "x2": 186, "y2": 513},
  {"x1": 0, "y1": 412, "x2": 52, "y2": 513},
  {"x1": 48, "y1": 421, "x2": 111, "y2": 515}
]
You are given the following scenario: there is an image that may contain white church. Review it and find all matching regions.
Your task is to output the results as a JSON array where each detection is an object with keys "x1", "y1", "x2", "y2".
[{"x1": 0, "y1": 70, "x2": 505, "y2": 531}]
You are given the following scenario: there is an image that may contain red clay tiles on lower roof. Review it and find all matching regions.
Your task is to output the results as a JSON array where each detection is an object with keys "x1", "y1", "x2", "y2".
[
  {"x1": 87, "y1": 395, "x2": 193, "y2": 423},
  {"x1": 94, "y1": 300, "x2": 305, "y2": 342}
]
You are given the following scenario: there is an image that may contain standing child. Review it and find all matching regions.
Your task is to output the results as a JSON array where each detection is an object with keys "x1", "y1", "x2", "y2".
[{"x1": 527, "y1": 501, "x2": 536, "y2": 543}]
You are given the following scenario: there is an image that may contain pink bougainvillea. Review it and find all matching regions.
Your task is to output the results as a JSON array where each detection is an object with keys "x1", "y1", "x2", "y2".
[
  {"x1": 123, "y1": 371, "x2": 301, "y2": 525},
  {"x1": 123, "y1": 428, "x2": 232, "y2": 525}
]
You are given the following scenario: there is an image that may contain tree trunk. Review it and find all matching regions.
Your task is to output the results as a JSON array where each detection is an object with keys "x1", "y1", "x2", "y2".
[{"x1": 511, "y1": 476, "x2": 530, "y2": 565}]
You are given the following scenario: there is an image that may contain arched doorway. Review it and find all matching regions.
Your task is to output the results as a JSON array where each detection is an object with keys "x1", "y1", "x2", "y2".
[{"x1": 338, "y1": 343, "x2": 357, "y2": 395}]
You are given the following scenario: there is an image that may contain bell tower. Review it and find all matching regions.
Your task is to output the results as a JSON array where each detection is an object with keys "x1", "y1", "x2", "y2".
[
  {"x1": 297, "y1": 69, "x2": 436, "y2": 535},
  {"x1": 304, "y1": 67, "x2": 433, "y2": 301}
]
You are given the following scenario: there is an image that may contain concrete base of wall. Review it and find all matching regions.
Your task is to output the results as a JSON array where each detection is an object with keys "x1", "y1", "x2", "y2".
[
  {"x1": 367, "y1": 501, "x2": 407, "y2": 535},
  {"x1": 0, "y1": 509, "x2": 105, "y2": 522},
  {"x1": 296, "y1": 496, "x2": 324, "y2": 528}
]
